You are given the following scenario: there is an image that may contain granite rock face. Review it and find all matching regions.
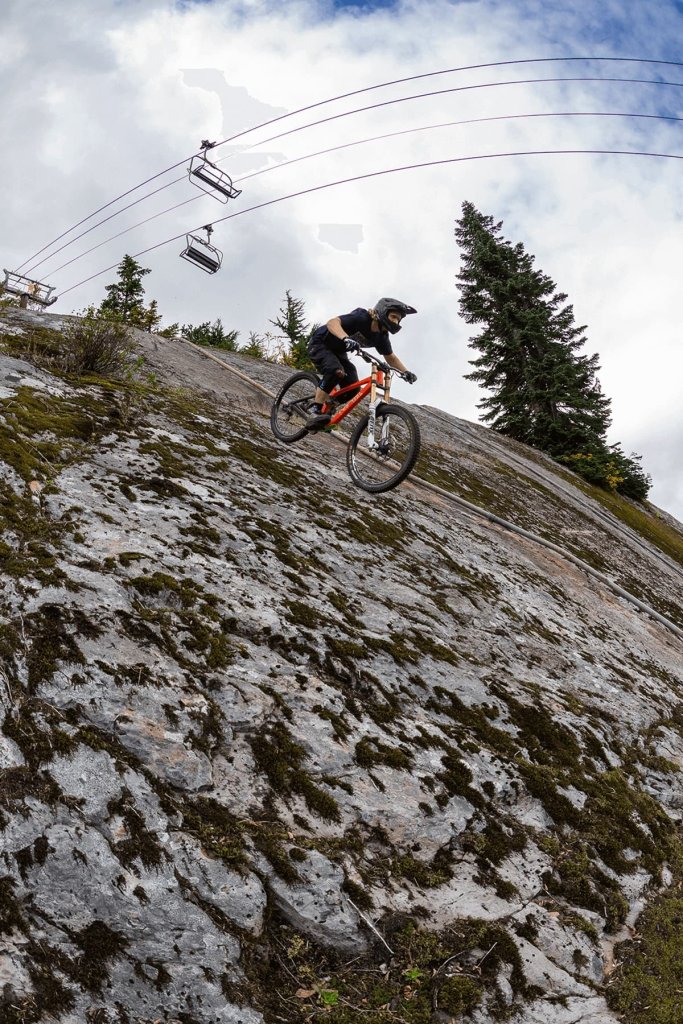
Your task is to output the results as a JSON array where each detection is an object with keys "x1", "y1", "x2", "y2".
[{"x1": 1, "y1": 309, "x2": 682, "y2": 1023}]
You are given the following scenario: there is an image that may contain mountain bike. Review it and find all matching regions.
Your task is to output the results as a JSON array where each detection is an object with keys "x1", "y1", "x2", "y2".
[{"x1": 270, "y1": 351, "x2": 421, "y2": 493}]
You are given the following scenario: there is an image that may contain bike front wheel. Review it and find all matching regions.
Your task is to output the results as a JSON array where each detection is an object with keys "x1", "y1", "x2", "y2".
[
  {"x1": 346, "y1": 405, "x2": 421, "y2": 493},
  {"x1": 270, "y1": 371, "x2": 319, "y2": 443}
]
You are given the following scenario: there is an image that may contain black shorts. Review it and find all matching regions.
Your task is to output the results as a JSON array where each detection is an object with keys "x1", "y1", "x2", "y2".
[{"x1": 307, "y1": 340, "x2": 360, "y2": 397}]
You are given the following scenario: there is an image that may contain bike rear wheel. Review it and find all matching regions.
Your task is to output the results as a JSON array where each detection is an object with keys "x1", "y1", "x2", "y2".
[
  {"x1": 270, "y1": 372, "x2": 319, "y2": 443},
  {"x1": 346, "y1": 405, "x2": 421, "y2": 492}
]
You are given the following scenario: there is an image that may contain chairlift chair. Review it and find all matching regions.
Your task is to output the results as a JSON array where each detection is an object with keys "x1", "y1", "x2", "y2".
[
  {"x1": 2, "y1": 269, "x2": 57, "y2": 307},
  {"x1": 180, "y1": 225, "x2": 223, "y2": 274},
  {"x1": 188, "y1": 143, "x2": 242, "y2": 204}
]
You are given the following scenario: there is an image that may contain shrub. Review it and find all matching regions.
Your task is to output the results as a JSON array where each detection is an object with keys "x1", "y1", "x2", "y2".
[
  {"x1": 558, "y1": 443, "x2": 651, "y2": 501},
  {"x1": 0, "y1": 288, "x2": 21, "y2": 309},
  {"x1": 611, "y1": 449, "x2": 652, "y2": 501},
  {"x1": 61, "y1": 307, "x2": 136, "y2": 377}
]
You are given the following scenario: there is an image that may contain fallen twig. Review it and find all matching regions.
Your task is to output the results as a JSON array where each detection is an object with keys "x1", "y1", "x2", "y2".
[
  {"x1": 476, "y1": 941, "x2": 498, "y2": 969},
  {"x1": 346, "y1": 896, "x2": 395, "y2": 956}
]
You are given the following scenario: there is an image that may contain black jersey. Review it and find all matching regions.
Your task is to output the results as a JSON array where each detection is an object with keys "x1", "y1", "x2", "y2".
[{"x1": 309, "y1": 308, "x2": 393, "y2": 356}]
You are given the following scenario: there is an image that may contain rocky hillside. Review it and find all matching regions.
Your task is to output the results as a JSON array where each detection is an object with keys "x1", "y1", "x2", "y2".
[{"x1": 1, "y1": 307, "x2": 682, "y2": 1024}]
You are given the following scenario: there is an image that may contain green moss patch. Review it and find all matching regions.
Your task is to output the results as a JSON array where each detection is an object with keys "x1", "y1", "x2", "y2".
[
  {"x1": 355, "y1": 737, "x2": 413, "y2": 771},
  {"x1": 2, "y1": 698, "x2": 79, "y2": 769},
  {"x1": 0, "y1": 481, "x2": 71, "y2": 583},
  {"x1": 0, "y1": 875, "x2": 28, "y2": 937},
  {"x1": 107, "y1": 788, "x2": 167, "y2": 871},
  {"x1": 180, "y1": 795, "x2": 247, "y2": 868},
  {"x1": 179, "y1": 795, "x2": 301, "y2": 884},
  {"x1": 522, "y1": 764, "x2": 676, "y2": 932},
  {"x1": 427, "y1": 687, "x2": 516, "y2": 758},
  {"x1": 72, "y1": 920, "x2": 130, "y2": 993},
  {"x1": 118, "y1": 580, "x2": 236, "y2": 672},
  {"x1": 230, "y1": 437, "x2": 306, "y2": 489},
  {"x1": 0, "y1": 385, "x2": 113, "y2": 483},
  {"x1": 0, "y1": 766, "x2": 72, "y2": 826},
  {"x1": 22, "y1": 604, "x2": 93, "y2": 692},
  {"x1": 607, "y1": 840, "x2": 683, "y2": 1022},
  {"x1": 250, "y1": 722, "x2": 341, "y2": 823},
  {"x1": 392, "y1": 850, "x2": 453, "y2": 889}
]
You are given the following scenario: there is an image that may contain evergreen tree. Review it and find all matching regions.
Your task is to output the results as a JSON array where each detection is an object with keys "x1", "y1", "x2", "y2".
[
  {"x1": 240, "y1": 331, "x2": 267, "y2": 358},
  {"x1": 137, "y1": 298, "x2": 162, "y2": 332},
  {"x1": 455, "y1": 201, "x2": 649, "y2": 499},
  {"x1": 269, "y1": 290, "x2": 315, "y2": 369},
  {"x1": 455, "y1": 201, "x2": 612, "y2": 457},
  {"x1": 156, "y1": 322, "x2": 180, "y2": 339},
  {"x1": 97, "y1": 255, "x2": 161, "y2": 330},
  {"x1": 181, "y1": 319, "x2": 240, "y2": 350}
]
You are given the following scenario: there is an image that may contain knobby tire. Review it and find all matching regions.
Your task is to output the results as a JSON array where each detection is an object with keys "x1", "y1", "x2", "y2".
[
  {"x1": 270, "y1": 371, "x2": 319, "y2": 443},
  {"x1": 346, "y1": 405, "x2": 421, "y2": 492}
]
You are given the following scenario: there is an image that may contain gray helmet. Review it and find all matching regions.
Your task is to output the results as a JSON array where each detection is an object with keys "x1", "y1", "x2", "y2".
[{"x1": 374, "y1": 297, "x2": 417, "y2": 334}]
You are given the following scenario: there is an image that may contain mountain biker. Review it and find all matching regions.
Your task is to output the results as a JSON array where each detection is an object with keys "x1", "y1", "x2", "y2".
[{"x1": 304, "y1": 298, "x2": 418, "y2": 430}]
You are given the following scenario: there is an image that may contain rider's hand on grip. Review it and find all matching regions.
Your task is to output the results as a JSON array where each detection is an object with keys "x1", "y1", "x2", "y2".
[
  {"x1": 403, "y1": 370, "x2": 417, "y2": 384},
  {"x1": 343, "y1": 337, "x2": 361, "y2": 353}
]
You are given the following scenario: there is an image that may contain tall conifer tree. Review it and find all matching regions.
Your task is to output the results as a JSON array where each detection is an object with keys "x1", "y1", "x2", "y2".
[
  {"x1": 455, "y1": 202, "x2": 612, "y2": 457},
  {"x1": 98, "y1": 255, "x2": 161, "y2": 330},
  {"x1": 269, "y1": 290, "x2": 315, "y2": 369}
]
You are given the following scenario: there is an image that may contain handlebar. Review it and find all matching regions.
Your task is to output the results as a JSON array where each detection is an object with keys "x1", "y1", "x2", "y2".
[{"x1": 359, "y1": 350, "x2": 409, "y2": 378}]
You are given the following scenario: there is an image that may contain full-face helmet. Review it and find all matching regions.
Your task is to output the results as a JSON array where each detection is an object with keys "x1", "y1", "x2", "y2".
[{"x1": 374, "y1": 297, "x2": 417, "y2": 334}]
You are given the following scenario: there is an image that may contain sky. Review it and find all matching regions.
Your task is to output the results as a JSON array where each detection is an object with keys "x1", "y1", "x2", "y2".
[{"x1": 1, "y1": 0, "x2": 682, "y2": 520}]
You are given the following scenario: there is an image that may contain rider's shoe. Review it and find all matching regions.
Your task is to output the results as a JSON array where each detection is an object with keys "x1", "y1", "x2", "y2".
[
  {"x1": 306, "y1": 411, "x2": 332, "y2": 431},
  {"x1": 305, "y1": 403, "x2": 332, "y2": 431}
]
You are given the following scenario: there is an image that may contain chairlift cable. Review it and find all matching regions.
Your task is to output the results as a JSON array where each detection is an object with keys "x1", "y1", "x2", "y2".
[
  {"x1": 235, "y1": 109, "x2": 683, "y2": 184},
  {"x1": 14, "y1": 55, "x2": 683, "y2": 271},
  {"x1": 216, "y1": 75, "x2": 683, "y2": 156},
  {"x1": 38, "y1": 194, "x2": 200, "y2": 278},
  {"x1": 57, "y1": 146, "x2": 683, "y2": 298},
  {"x1": 39, "y1": 109, "x2": 683, "y2": 280},
  {"x1": 24, "y1": 176, "x2": 191, "y2": 277},
  {"x1": 27, "y1": 69, "x2": 683, "y2": 277}
]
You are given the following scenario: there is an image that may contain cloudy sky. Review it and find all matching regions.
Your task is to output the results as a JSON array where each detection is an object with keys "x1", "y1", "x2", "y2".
[{"x1": 2, "y1": 0, "x2": 682, "y2": 519}]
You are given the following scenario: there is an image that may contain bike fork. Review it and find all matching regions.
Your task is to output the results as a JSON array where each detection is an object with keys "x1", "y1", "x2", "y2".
[
  {"x1": 366, "y1": 371, "x2": 391, "y2": 451},
  {"x1": 366, "y1": 399, "x2": 379, "y2": 450},
  {"x1": 365, "y1": 399, "x2": 391, "y2": 451}
]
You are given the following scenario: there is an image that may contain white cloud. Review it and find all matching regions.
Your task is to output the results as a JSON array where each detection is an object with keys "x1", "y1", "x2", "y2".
[{"x1": 2, "y1": 0, "x2": 682, "y2": 518}]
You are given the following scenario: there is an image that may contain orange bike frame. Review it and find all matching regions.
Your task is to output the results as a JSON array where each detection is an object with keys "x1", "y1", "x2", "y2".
[{"x1": 321, "y1": 364, "x2": 391, "y2": 427}]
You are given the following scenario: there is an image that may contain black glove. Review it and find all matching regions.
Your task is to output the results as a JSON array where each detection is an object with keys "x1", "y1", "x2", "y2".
[
  {"x1": 343, "y1": 337, "x2": 360, "y2": 353},
  {"x1": 403, "y1": 370, "x2": 417, "y2": 384}
]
